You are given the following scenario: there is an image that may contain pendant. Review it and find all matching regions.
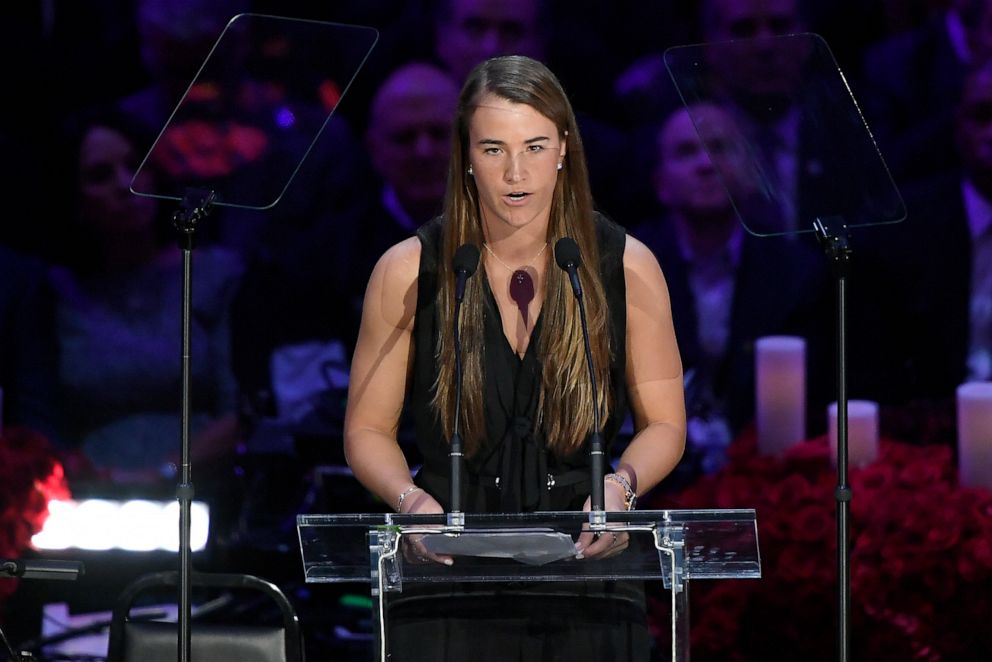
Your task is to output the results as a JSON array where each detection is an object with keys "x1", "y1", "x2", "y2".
[{"x1": 509, "y1": 269, "x2": 535, "y2": 310}]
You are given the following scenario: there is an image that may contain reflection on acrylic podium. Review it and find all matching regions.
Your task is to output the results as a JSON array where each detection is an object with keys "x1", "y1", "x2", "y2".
[{"x1": 297, "y1": 510, "x2": 760, "y2": 661}]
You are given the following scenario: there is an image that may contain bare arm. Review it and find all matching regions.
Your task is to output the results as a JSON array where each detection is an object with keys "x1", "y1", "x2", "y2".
[
  {"x1": 343, "y1": 237, "x2": 427, "y2": 511},
  {"x1": 577, "y1": 235, "x2": 685, "y2": 558},
  {"x1": 615, "y1": 234, "x2": 687, "y2": 496}
]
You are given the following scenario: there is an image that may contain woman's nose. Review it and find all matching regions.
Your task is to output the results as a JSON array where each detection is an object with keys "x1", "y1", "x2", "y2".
[{"x1": 504, "y1": 153, "x2": 525, "y2": 182}]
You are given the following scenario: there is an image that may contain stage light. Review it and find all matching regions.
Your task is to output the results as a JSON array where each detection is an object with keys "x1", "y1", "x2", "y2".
[{"x1": 31, "y1": 499, "x2": 210, "y2": 552}]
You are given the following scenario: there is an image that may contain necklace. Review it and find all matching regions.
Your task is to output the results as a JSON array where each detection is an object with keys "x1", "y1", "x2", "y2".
[
  {"x1": 483, "y1": 241, "x2": 547, "y2": 311},
  {"x1": 482, "y1": 241, "x2": 548, "y2": 273}
]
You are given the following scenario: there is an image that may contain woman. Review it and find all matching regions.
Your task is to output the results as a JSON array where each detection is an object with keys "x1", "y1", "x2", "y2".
[
  {"x1": 344, "y1": 56, "x2": 685, "y2": 659},
  {"x1": 50, "y1": 111, "x2": 244, "y2": 481}
]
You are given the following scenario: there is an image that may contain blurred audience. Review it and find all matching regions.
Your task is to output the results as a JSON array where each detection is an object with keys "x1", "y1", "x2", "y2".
[
  {"x1": 0, "y1": 246, "x2": 61, "y2": 441},
  {"x1": 49, "y1": 112, "x2": 243, "y2": 482},
  {"x1": 853, "y1": 60, "x2": 992, "y2": 406},
  {"x1": 120, "y1": 0, "x2": 249, "y2": 135},
  {"x1": 859, "y1": 0, "x2": 992, "y2": 185},
  {"x1": 230, "y1": 62, "x2": 458, "y2": 423},
  {"x1": 432, "y1": 0, "x2": 545, "y2": 86},
  {"x1": 634, "y1": 104, "x2": 828, "y2": 481}
]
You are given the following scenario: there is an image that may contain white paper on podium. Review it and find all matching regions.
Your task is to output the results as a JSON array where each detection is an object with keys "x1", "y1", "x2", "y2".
[{"x1": 419, "y1": 528, "x2": 577, "y2": 566}]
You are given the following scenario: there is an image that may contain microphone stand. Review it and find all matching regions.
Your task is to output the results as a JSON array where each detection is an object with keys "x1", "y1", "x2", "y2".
[
  {"x1": 555, "y1": 240, "x2": 606, "y2": 528},
  {"x1": 448, "y1": 246, "x2": 478, "y2": 528},
  {"x1": 171, "y1": 188, "x2": 216, "y2": 662},
  {"x1": 576, "y1": 290, "x2": 606, "y2": 527},
  {"x1": 448, "y1": 291, "x2": 466, "y2": 529},
  {"x1": 0, "y1": 627, "x2": 28, "y2": 662},
  {"x1": 813, "y1": 215, "x2": 852, "y2": 662}
]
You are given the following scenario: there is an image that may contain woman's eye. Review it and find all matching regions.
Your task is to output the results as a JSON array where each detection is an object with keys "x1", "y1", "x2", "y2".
[
  {"x1": 527, "y1": 144, "x2": 544, "y2": 152},
  {"x1": 484, "y1": 147, "x2": 501, "y2": 155}
]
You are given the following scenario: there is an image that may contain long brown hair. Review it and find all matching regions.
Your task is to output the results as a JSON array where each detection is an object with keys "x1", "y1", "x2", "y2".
[{"x1": 432, "y1": 55, "x2": 612, "y2": 457}]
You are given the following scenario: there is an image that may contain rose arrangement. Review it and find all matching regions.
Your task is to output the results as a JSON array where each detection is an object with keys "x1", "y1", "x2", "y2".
[
  {"x1": 0, "y1": 428, "x2": 69, "y2": 605},
  {"x1": 647, "y1": 428, "x2": 992, "y2": 661}
]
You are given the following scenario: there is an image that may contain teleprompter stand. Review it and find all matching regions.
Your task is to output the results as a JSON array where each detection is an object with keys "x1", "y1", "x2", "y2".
[
  {"x1": 171, "y1": 188, "x2": 215, "y2": 662},
  {"x1": 813, "y1": 215, "x2": 854, "y2": 661}
]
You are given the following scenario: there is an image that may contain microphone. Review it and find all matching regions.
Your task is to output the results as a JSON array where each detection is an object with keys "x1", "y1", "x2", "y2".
[
  {"x1": 453, "y1": 243, "x2": 480, "y2": 303},
  {"x1": 0, "y1": 559, "x2": 85, "y2": 581},
  {"x1": 554, "y1": 238, "x2": 606, "y2": 524},
  {"x1": 554, "y1": 237, "x2": 583, "y2": 298},
  {"x1": 449, "y1": 243, "x2": 480, "y2": 526}
]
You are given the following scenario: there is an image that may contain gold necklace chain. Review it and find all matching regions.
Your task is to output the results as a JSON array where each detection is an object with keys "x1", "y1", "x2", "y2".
[{"x1": 482, "y1": 241, "x2": 548, "y2": 272}]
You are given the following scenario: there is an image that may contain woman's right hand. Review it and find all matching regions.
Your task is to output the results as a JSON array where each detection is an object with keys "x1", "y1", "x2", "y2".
[{"x1": 399, "y1": 489, "x2": 454, "y2": 566}]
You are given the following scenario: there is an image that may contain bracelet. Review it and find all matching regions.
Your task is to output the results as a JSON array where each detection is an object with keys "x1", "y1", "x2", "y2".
[
  {"x1": 396, "y1": 485, "x2": 423, "y2": 512},
  {"x1": 605, "y1": 473, "x2": 636, "y2": 511}
]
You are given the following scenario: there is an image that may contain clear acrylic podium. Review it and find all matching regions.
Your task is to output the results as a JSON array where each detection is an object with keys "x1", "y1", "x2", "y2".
[{"x1": 297, "y1": 510, "x2": 760, "y2": 660}]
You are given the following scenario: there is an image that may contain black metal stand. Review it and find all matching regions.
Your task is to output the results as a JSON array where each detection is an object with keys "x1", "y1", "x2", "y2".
[
  {"x1": 813, "y1": 216, "x2": 852, "y2": 662},
  {"x1": 0, "y1": 627, "x2": 29, "y2": 662},
  {"x1": 1, "y1": 558, "x2": 84, "y2": 660},
  {"x1": 171, "y1": 188, "x2": 216, "y2": 662},
  {"x1": 448, "y1": 295, "x2": 466, "y2": 528}
]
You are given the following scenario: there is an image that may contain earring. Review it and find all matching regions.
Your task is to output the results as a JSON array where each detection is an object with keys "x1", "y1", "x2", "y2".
[
  {"x1": 467, "y1": 164, "x2": 474, "y2": 176},
  {"x1": 557, "y1": 162, "x2": 563, "y2": 171}
]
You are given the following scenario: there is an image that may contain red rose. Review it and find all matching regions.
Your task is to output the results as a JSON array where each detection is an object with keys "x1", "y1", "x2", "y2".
[{"x1": 790, "y1": 504, "x2": 833, "y2": 543}]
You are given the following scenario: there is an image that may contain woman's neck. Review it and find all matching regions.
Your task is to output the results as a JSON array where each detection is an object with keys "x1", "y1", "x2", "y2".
[{"x1": 481, "y1": 215, "x2": 550, "y2": 267}]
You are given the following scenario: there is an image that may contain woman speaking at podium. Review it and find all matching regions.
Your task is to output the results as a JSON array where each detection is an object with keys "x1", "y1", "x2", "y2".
[{"x1": 344, "y1": 55, "x2": 686, "y2": 660}]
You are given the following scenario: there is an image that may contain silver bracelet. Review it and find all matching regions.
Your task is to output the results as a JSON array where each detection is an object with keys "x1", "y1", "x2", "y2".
[
  {"x1": 396, "y1": 485, "x2": 423, "y2": 512},
  {"x1": 604, "y1": 473, "x2": 636, "y2": 511}
]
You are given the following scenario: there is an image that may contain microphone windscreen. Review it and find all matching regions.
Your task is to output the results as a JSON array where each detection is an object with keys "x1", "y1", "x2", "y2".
[
  {"x1": 554, "y1": 237, "x2": 581, "y2": 270},
  {"x1": 453, "y1": 243, "x2": 480, "y2": 277}
]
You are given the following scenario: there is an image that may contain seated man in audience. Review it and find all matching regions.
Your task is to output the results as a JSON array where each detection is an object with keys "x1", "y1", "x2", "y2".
[
  {"x1": 853, "y1": 60, "x2": 992, "y2": 417},
  {"x1": 635, "y1": 103, "x2": 827, "y2": 482},
  {"x1": 230, "y1": 63, "x2": 458, "y2": 436}
]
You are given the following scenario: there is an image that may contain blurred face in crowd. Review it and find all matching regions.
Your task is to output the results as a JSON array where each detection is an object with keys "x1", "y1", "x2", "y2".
[
  {"x1": 702, "y1": 0, "x2": 806, "y2": 112},
  {"x1": 436, "y1": 0, "x2": 544, "y2": 85},
  {"x1": 654, "y1": 105, "x2": 746, "y2": 222},
  {"x1": 964, "y1": 0, "x2": 992, "y2": 63},
  {"x1": 703, "y1": 0, "x2": 802, "y2": 41},
  {"x1": 467, "y1": 94, "x2": 566, "y2": 233},
  {"x1": 957, "y1": 65, "x2": 992, "y2": 179},
  {"x1": 77, "y1": 126, "x2": 158, "y2": 235},
  {"x1": 366, "y1": 64, "x2": 458, "y2": 218}
]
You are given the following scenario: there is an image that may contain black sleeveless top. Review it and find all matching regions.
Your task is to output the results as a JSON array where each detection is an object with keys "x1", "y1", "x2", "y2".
[{"x1": 410, "y1": 213, "x2": 628, "y2": 513}]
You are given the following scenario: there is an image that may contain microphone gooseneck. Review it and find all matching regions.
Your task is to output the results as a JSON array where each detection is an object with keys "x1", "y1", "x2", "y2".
[
  {"x1": 449, "y1": 243, "x2": 480, "y2": 525},
  {"x1": 553, "y1": 238, "x2": 606, "y2": 520}
]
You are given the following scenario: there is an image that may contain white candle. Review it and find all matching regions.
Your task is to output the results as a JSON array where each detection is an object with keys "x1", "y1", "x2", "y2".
[
  {"x1": 828, "y1": 400, "x2": 879, "y2": 468},
  {"x1": 957, "y1": 382, "x2": 992, "y2": 490},
  {"x1": 755, "y1": 336, "x2": 806, "y2": 455}
]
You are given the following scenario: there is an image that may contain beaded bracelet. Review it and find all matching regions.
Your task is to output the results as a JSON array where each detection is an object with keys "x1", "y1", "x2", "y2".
[
  {"x1": 604, "y1": 472, "x2": 637, "y2": 511},
  {"x1": 396, "y1": 485, "x2": 423, "y2": 512}
]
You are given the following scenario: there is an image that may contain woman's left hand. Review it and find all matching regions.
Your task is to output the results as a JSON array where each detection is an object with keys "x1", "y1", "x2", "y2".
[{"x1": 574, "y1": 480, "x2": 631, "y2": 560}]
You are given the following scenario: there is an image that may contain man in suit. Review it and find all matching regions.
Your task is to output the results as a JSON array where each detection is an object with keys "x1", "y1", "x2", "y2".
[
  {"x1": 852, "y1": 59, "x2": 992, "y2": 408},
  {"x1": 859, "y1": 0, "x2": 992, "y2": 185},
  {"x1": 635, "y1": 103, "x2": 828, "y2": 480}
]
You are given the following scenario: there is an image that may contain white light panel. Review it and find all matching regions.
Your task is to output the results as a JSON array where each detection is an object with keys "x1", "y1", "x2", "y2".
[{"x1": 31, "y1": 499, "x2": 210, "y2": 552}]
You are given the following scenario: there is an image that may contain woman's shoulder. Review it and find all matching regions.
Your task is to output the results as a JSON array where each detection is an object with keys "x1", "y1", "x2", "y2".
[
  {"x1": 621, "y1": 231, "x2": 670, "y2": 305},
  {"x1": 621, "y1": 232, "x2": 659, "y2": 270},
  {"x1": 373, "y1": 236, "x2": 423, "y2": 290}
]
